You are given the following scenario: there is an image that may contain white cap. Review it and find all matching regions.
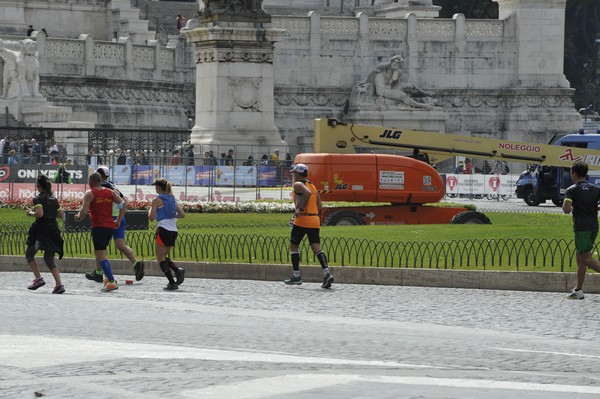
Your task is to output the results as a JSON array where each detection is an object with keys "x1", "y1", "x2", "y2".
[
  {"x1": 96, "y1": 166, "x2": 110, "y2": 177},
  {"x1": 290, "y1": 163, "x2": 308, "y2": 174}
]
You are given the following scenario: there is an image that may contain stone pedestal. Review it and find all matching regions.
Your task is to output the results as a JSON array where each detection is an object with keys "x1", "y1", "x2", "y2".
[
  {"x1": 344, "y1": 109, "x2": 447, "y2": 133},
  {"x1": 183, "y1": 22, "x2": 286, "y2": 156}
]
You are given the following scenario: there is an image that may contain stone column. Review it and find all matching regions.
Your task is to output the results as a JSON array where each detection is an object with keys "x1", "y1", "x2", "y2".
[
  {"x1": 183, "y1": 7, "x2": 286, "y2": 153},
  {"x1": 497, "y1": 0, "x2": 570, "y2": 88}
]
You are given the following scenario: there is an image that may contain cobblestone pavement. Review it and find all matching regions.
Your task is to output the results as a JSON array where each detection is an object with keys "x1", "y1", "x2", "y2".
[{"x1": 2, "y1": 271, "x2": 600, "y2": 398}]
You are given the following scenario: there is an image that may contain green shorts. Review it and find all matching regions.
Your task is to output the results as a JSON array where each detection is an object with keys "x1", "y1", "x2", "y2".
[{"x1": 574, "y1": 231, "x2": 598, "y2": 255}]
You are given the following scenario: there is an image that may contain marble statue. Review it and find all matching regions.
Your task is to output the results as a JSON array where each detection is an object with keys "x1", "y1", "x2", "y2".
[
  {"x1": 0, "y1": 38, "x2": 42, "y2": 99},
  {"x1": 350, "y1": 55, "x2": 436, "y2": 110}
]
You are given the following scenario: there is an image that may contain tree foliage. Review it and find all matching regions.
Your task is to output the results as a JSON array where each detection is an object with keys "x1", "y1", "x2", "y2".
[{"x1": 434, "y1": 0, "x2": 600, "y2": 113}]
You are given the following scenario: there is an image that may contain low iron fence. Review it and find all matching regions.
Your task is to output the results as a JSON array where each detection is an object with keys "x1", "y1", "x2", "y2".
[{"x1": 0, "y1": 224, "x2": 582, "y2": 271}]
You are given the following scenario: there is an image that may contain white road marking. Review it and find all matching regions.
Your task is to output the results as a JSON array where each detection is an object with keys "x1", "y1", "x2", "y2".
[
  {"x1": 0, "y1": 334, "x2": 438, "y2": 369},
  {"x1": 181, "y1": 374, "x2": 600, "y2": 398},
  {"x1": 493, "y1": 347, "x2": 600, "y2": 359}
]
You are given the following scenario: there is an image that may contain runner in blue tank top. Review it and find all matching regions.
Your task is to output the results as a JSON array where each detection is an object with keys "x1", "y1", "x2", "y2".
[{"x1": 149, "y1": 178, "x2": 185, "y2": 291}]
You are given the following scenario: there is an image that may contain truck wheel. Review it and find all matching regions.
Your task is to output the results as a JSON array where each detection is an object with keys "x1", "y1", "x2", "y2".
[
  {"x1": 450, "y1": 211, "x2": 491, "y2": 225},
  {"x1": 551, "y1": 198, "x2": 563, "y2": 207},
  {"x1": 523, "y1": 188, "x2": 541, "y2": 206},
  {"x1": 323, "y1": 210, "x2": 365, "y2": 226}
]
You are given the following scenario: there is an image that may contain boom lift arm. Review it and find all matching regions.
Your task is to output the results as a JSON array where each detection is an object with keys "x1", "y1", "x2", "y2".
[{"x1": 314, "y1": 118, "x2": 600, "y2": 170}]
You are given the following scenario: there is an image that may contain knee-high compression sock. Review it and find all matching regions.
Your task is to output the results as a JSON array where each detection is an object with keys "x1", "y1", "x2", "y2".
[
  {"x1": 166, "y1": 257, "x2": 178, "y2": 272},
  {"x1": 316, "y1": 251, "x2": 329, "y2": 272},
  {"x1": 100, "y1": 259, "x2": 114, "y2": 281},
  {"x1": 291, "y1": 251, "x2": 300, "y2": 276},
  {"x1": 160, "y1": 260, "x2": 175, "y2": 284}
]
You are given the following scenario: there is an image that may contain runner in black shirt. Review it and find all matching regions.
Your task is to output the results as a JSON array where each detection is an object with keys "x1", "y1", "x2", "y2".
[{"x1": 563, "y1": 160, "x2": 600, "y2": 299}]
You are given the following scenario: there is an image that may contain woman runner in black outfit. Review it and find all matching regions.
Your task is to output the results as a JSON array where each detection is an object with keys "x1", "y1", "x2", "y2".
[{"x1": 25, "y1": 174, "x2": 65, "y2": 294}]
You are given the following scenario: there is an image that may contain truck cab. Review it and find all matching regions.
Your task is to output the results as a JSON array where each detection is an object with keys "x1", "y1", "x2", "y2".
[{"x1": 515, "y1": 133, "x2": 600, "y2": 206}]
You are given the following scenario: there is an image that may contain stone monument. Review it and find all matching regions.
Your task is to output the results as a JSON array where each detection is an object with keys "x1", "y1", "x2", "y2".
[
  {"x1": 345, "y1": 54, "x2": 447, "y2": 132},
  {"x1": 183, "y1": 0, "x2": 286, "y2": 154}
]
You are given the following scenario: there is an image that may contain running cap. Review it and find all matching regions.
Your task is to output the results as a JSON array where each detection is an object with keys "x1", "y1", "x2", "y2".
[
  {"x1": 96, "y1": 166, "x2": 110, "y2": 177},
  {"x1": 290, "y1": 163, "x2": 308, "y2": 174}
]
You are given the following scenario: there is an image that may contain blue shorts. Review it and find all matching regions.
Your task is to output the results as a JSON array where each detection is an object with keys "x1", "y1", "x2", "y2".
[
  {"x1": 91, "y1": 227, "x2": 114, "y2": 251},
  {"x1": 113, "y1": 216, "x2": 126, "y2": 240}
]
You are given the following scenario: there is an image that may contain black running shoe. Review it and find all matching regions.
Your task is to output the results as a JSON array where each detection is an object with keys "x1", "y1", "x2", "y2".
[
  {"x1": 85, "y1": 270, "x2": 104, "y2": 283},
  {"x1": 133, "y1": 260, "x2": 145, "y2": 281},
  {"x1": 284, "y1": 275, "x2": 302, "y2": 285},
  {"x1": 175, "y1": 267, "x2": 185, "y2": 286},
  {"x1": 321, "y1": 272, "x2": 334, "y2": 289},
  {"x1": 163, "y1": 282, "x2": 178, "y2": 291}
]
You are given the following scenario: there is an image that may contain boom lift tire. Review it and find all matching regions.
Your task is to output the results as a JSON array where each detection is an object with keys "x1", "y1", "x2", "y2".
[
  {"x1": 450, "y1": 211, "x2": 491, "y2": 225},
  {"x1": 551, "y1": 198, "x2": 563, "y2": 207},
  {"x1": 523, "y1": 188, "x2": 541, "y2": 207},
  {"x1": 323, "y1": 210, "x2": 365, "y2": 226}
]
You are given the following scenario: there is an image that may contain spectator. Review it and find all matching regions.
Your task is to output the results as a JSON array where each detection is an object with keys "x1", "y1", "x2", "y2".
[
  {"x1": 220, "y1": 152, "x2": 226, "y2": 166},
  {"x1": 27, "y1": 25, "x2": 34, "y2": 36},
  {"x1": 0, "y1": 136, "x2": 6, "y2": 163},
  {"x1": 116, "y1": 148, "x2": 126, "y2": 165},
  {"x1": 139, "y1": 152, "x2": 149, "y2": 165},
  {"x1": 491, "y1": 160, "x2": 508, "y2": 175},
  {"x1": 29, "y1": 139, "x2": 40, "y2": 164},
  {"x1": 7, "y1": 149, "x2": 18, "y2": 165},
  {"x1": 243, "y1": 155, "x2": 255, "y2": 166},
  {"x1": 125, "y1": 150, "x2": 135, "y2": 166},
  {"x1": 203, "y1": 151, "x2": 211, "y2": 165},
  {"x1": 52, "y1": 163, "x2": 72, "y2": 184},
  {"x1": 185, "y1": 145, "x2": 195, "y2": 166},
  {"x1": 454, "y1": 161, "x2": 464, "y2": 174},
  {"x1": 259, "y1": 154, "x2": 269, "y2": 166},
  {"x1": 176, "y1": 14, "x2": 187, "y2": 31},
  {"x1": 225, "y1": 149, "x2": 234, "y2": 166},
  {"x1": 86, "y1": 147, "x2": 98, "y2": 166},
  {"x1": 284, "y1": 152, "x2": 292, "y2": 167},
  {"x1": 170, "y1": 149, "x2": 181, "y2": 165},
  {"x1": 48, "y1": 140, "x2": 59, "y2": 156},
  {"x1": 464, "y1": 158, "x2": 473, "y2": 174},
  {"x1": 208, "y1": 150, "x2": 218, "y2": 165},
  {"x1": 270, "y1": 149, "x2": 280, "y2": 166}
]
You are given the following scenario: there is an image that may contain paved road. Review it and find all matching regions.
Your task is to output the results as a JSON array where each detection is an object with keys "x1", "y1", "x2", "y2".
[{"x1": 2, "y1": 271, "x2": 600, "y2": 398}]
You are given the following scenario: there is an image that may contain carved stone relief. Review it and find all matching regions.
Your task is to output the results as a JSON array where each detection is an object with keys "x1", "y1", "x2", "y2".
[{"x1": 0, "y1": 38, "x2": 42, "y2": 99}]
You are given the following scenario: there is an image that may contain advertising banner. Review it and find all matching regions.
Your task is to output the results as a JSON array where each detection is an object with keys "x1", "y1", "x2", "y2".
[
  {"x1": 162, "y1": 165, "x2": 187, "y2": 186},
  {"x1": 257, "y1": 166, "x2": 278, "y2": 187},
  {"x1": 112, "y1": 165, "x2": 132, "y2": 185},
  {"x1": 131, "y1": 165, "x2": 155, "y2": 185},
  {"x1": 0, "y1": 165, "x2": 88, "y2": 184}
]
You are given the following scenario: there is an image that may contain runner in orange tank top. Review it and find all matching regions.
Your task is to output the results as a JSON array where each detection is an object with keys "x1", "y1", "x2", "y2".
[
  {"x1": 74, "y1": 172, "x2": 125, "y2": 292},
  {"x1": 284, "y1": 163, "x2": 334, "y2": 288}
]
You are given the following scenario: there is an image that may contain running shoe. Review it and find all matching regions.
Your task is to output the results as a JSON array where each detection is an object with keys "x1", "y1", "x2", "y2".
[
  {"x1": 133, "y1": 260, "x2": 145, "y2": 281},
  {"x1": 101, "y1": 280, "x2": 118, "y2": 292},
  {"x1": 85, "y1": 270, "x2": 104, "y2": 283},
  {"x1": 163, "y1": 282, "x2": 178, "y2": 291},
  {"x1": 284, "y1": 275, "x2": 302, "y2": 285},
  {"x1": 566, "y1": 289, "x2": 584, "y2": 300},
  {"x1": 27, "y1": 277, "x2": 45, "y2": 290},
  {"x1": 321, "y1": 272, "x2": 334, "y2": 289},
  {"x1": 52, "y1": 284, "x2": 65, "y2": 294},
  {"x1": 175, "y1": 267, "x2": 185, "y2": 286}
]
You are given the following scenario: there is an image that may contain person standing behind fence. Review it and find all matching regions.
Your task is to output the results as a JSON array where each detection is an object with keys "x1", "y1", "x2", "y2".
[
  {"x1": 25, "y1": 174, "x2": 65, "y2": 294},
  {"x1": 82, "y1": 166, "x2": 145, "y2": 283},
  {"x1": 563, "y1": 160, "x2": 600, "y2": 299},
  {"x1": 284, "y1": 163, "x2": 334, "y2": 289},
  {"x1": 176, "y1": 14, "x2": 187, "y2": 31},
  {"x1": 148, "y1": 178, "x2": 185, "y2": 291},
  {"x1": 75, "y1": 172, "x2": 124, "y2": 292}
]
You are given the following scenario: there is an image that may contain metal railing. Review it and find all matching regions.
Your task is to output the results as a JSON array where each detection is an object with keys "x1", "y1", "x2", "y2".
[{"x1": 0, "y1": 224, "x2": 581, "y2": 271}]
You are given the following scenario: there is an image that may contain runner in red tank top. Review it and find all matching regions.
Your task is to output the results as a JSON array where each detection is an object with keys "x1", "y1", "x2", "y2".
[{"x1": 75, "y1": 172, "x2": 124, "y2": 292}]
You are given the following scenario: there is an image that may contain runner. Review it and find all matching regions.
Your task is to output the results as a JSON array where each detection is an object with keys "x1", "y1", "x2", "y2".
[
  {"x1": 25, "y1": 174, "x2": 65, "y2": 294},
  {"x1": 284, "y1": 163, "x2": 334, "y2": 288},
  {"x1": 148, "y1": 178, "x2": 186, "y2": 291},
  {"x1": 75, "y1": 172, "x2": 124, "y2": 292},
  {"x1": 84, "y1": 166, "x2": 144, "y2": 283}
]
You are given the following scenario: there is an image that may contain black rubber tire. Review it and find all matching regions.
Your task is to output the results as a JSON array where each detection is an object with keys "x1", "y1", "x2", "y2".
[
  {"x1": 551, "y1": 198, "x2": 563, "y2": 207},
  {"x1": 323, "y1": 210, "x2": 365, "y2": 226},
  {"x1": 523, "y1": 188, "x2": 541, "y2": 206},
  {"x1": 450, "y1": 211, "x2": 491, "y2": 225}
]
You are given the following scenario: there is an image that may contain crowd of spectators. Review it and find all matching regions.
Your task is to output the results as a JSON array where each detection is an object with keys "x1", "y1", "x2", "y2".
[{"x1": 0, "y1": 136, "x2": 66, "y2": 165}]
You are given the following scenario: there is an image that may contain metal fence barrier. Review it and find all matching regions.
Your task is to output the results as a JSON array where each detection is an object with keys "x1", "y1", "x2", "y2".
[{"x1": 0, "y1": 223, "x2": 582, "y2": 271}]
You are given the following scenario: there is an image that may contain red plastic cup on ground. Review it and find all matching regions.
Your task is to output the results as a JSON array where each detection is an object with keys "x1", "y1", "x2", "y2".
[{"x1": 125, "y1": 280, "x2": 133, "y2": 285}]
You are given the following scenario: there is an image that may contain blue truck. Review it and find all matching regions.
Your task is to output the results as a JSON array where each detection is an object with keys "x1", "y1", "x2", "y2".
[{"x1": 515, "y1": 132, "x2": 600, "y2": 206}]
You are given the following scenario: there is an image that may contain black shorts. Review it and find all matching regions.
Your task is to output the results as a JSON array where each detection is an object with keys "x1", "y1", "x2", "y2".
[
  {"x1": 91, "y1": 227, "x2": 114, "y2": 251},
  {"x1": 290, "y1": 225, "x2": 320, "y2": 246},
  {"x1": 155, "y1": 227, "x2": 178, "y2": 247}
]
